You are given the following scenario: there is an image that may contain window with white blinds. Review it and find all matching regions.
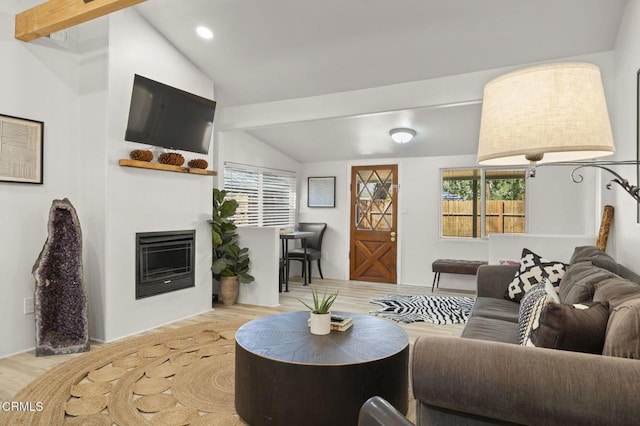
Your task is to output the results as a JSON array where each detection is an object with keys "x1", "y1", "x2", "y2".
[{"x1": 223, "y1": 163, "x2": 296, "y2": 227}]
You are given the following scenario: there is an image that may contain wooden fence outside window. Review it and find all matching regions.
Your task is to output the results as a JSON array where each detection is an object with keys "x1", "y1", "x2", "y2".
[{"x1": 442, "y1": 200, "x2": 525, "y2": 237}]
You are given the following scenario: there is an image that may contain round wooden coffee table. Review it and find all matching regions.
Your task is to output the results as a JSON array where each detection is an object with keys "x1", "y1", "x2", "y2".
[{"x1": 235, "y1": 311, "x2": 409, "y2": 426}]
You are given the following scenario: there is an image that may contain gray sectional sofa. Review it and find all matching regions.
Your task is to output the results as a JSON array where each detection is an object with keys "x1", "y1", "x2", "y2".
[{"x1": 360, "y1": 246, "x2": 640, "y2": 425}]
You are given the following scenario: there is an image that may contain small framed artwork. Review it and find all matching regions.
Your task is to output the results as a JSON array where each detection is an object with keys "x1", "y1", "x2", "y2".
[
  {"x1": 0, "y1": 114, "x2": 44, "y2": 184},
  {"x1": 308, "y1": 176, "x2": 336, "y2": 208}
]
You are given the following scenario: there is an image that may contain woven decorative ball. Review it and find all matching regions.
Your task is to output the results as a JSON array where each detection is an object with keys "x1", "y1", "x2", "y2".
[
  {"x1": 129, "y1": 150, "x2": 153, "y2": 162},
  {"x1": 158, "y1": 152, "x2": 185, "y2": 166},
  {"x1": 187, "y1": 159, "x2": 208, "y2": 169}
]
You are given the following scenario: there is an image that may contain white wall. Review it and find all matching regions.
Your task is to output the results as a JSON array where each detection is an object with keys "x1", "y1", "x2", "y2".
[
  {"x1": 299, "y1": 154, "x2": 597, "y2": 291},
  {"x1": 612, "y1": 0, "x2": 640, "y2": 270},
  {"x1": 236, "y1": 226, "x2": 280, "y2": 307},
  {"x1": 216, "y1": 130, "x2": 299, "y2": 176},
  {"x1": 488, "y1": 234, "x2": 597, "y2": 265},
  {"x1": 0, "y1": 5, "x2": 219, "y2": 356},
  {"x1": 0, "y1": 5, "x2": 85, "y2": 357},
  {"x1": 77, "y1": 18, "x2": 110, "y2": 342},
  {"x1": 399, "y1": 155, "x2": 488, "y2": 290},
  {"x1": 296, "y1": 161, "x2": 347, "y2": 280},
  {"x1": 210, "y1": 130, "x2": 300, "y2": 302},
  {"x1": 526, "y1": 165, "x2": 598, "y2": 236},
  {"x1": 100, "y1": 9, "x2": 215, "y2": 342}
]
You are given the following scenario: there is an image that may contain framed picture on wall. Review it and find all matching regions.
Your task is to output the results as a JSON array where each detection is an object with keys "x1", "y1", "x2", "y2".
[
  {"x1": 308, "y1": 176, "x2": 336, "y2": 208},
  {"x1": 0, "y1": 114, "x2": 44, "y2": 184}
]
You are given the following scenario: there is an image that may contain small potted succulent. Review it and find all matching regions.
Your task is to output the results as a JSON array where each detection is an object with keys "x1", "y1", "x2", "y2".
[{"x1": 299, "y1": 287, "x2": 339, "y2": 335}]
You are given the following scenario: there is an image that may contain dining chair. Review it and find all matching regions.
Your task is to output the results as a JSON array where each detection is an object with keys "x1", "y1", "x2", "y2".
[{"x1": 287, "y1": 222, "x2": 327, "y2": 283}]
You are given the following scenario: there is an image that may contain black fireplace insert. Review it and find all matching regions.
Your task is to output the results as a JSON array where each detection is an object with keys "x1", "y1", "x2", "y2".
[{"x1": 136, "y1": 230, "x2": 195, "y2": 299}]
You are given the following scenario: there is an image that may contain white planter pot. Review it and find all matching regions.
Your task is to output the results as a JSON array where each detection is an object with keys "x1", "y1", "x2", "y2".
[{"x1": 309, "y1": 312, "x2": 331, "y2": 335}]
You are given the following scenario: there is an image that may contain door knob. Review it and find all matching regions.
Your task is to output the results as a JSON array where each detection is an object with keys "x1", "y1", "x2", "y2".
[{"x1": 390, "y1": 231, "x2": 396, "y2": 242}]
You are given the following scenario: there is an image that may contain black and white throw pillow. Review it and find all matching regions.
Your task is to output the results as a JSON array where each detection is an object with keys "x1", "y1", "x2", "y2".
[
  {"x1": 505, "y1": 248, "x2": 567, "y2": 303},
  {"x1": 518, "y1": 278, "x2": 560, "y2": 346}
]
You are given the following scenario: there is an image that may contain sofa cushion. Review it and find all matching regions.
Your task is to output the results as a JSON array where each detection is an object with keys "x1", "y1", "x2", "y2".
[
  {"x1": 470, "y1": 297, "x2": 520, "y2": 323},
  {"x1": 530, "y1": 301, "x2": 609, "y2": 354},
  {"x1": 559, "y1": 263, "x2": 620, "y2": 305},
  {"x1": 593, "y1": 277, "x2": 640, "y2": 308},
  {"x1": 592, "y1": 255, "x2": 620, "y2": 275},
  {"x1": 505, "y1": 248, "x2": 567, "y2": 303},
  {"x1": 618, "y1": 264, "x2": 640, "y2": 286},
  {"x1": 569, "y1": 246, "x2": 619, "y2": 274},
  {"x1": 518, "y1": 279, "x2": 559, "y2": 345},
  {"x1": 461, "y1": 316, "x2": 519, "y2": 344},
  {"x1": 602, "y1": 297, "x2": 640, "y2": 359}
]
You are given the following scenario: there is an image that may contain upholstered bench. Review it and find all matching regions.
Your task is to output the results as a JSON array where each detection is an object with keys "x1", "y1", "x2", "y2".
[{"x1": 431, "y1": 259, "x2": 488, "y2": 291}]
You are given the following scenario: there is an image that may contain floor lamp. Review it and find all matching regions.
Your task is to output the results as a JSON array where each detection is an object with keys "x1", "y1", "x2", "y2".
[{"x1": 476, "y1": 62, "x2": 640, "y2": 203}]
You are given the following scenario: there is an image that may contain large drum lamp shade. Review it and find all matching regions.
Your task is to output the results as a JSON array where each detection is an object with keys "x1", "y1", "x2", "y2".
[{"x1": 477, "y1": 62, "x2": 615, "y2": 165}]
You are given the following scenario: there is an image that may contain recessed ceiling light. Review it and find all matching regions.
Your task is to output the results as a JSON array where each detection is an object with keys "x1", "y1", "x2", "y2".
[{"x1": 196, "y1": 26, "x2": 213, "y2": 40}]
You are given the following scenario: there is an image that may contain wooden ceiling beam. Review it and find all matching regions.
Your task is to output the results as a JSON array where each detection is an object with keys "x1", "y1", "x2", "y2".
[{"x1": 15, "y1": 0, "x2": 147, "y2": 42}]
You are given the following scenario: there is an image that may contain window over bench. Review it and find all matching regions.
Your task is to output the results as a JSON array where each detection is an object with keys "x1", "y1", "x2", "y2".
[
  {"x1": 224, "y1": 162, "x2": 296, "y2": 227},
  {"x1": 441, "y1": 168, "x2": 526, "y2": 239}
]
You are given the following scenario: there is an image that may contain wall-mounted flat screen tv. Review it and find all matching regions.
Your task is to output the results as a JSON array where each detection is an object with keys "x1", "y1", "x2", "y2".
[{"x1": 125, "y1": 74, "x2": 216, "y2": 154}]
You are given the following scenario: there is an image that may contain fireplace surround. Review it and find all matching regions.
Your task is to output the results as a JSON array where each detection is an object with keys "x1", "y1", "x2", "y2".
[{"x1": 136, "y1": 230, "x2": 195, "y2": 299}]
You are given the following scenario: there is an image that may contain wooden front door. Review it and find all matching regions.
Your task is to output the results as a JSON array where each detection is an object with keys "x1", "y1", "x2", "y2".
[{"x1": 349, "y1": 165, "x2": 398, "y2": 283}]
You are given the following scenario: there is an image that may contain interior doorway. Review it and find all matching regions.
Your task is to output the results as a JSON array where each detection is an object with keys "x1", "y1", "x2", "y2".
[{"x1": 349, "y1": 164, "x2": 398, "y2": 283}]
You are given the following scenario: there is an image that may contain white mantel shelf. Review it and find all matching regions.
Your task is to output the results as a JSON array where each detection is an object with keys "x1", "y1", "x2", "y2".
[{"x1": 118, "y1": 159, "x2": 217, "y2": 176}]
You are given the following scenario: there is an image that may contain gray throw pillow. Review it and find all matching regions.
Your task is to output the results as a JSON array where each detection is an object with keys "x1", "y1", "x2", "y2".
[
  {"x1": 559, "y1": 264, "x2": 619, "y2": 305},
  {"x1": 593, "y1": 277, "x2": 640, "y2": 308},
  {"x1": 602, "y1": 297, "x2": 640, "y2": 359},
  {"x1": 530, "y1": 301, "x2": 610, "y2": 354},
  {"x1": 568, "y1": 246, "x2": 619, "y2": 273}
]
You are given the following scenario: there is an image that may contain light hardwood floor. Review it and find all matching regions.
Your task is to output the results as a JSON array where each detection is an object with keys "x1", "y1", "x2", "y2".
[{"x1": 0, "y1": 278, "x2": 471, "y2": 401}]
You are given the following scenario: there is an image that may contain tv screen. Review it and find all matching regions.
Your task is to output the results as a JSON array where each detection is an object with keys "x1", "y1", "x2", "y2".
[{"x1": 125, "y1": 74, "x2": 216, "y2": 154}]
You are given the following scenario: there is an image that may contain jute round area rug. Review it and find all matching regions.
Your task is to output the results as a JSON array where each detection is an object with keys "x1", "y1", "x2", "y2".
[{"x1": 1, "y1": 321, "x2": 249, "y2": 426}]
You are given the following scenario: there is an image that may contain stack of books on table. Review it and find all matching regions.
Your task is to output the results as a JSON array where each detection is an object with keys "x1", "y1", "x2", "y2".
[
  {"x1": 307, "y1": 315, "x2": 354, "y2": 331},
  {"x1": 330, "y1": 315, "x2": 353, "y2": 331}
]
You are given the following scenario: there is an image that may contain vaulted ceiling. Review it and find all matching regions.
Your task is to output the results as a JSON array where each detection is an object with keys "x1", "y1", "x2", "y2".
[{"x1": 134, "y1": 0, "x2": 628, "y2": 162}]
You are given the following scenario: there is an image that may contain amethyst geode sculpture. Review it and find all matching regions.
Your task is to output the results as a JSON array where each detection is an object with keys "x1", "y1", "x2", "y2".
[{"x1": 32, "y1": 198, "x2": 89, "y2": 356}]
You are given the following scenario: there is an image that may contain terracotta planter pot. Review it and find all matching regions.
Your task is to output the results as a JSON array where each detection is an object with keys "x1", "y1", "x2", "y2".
[
  {"x1": 219, "y1": 276, "x2": 239, "y2": 306},
  {"x1": 309, "y1": 312, "x2": 331, "y2": 335}
]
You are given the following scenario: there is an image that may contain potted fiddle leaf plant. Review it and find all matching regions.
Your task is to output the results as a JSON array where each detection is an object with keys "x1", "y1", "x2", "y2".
[
  {"x1": 299, "y1": 286, "x2": 339, "y2": 335},
  {"x1": 210, "y1": 188, "x2": 255, "y2": 305}
]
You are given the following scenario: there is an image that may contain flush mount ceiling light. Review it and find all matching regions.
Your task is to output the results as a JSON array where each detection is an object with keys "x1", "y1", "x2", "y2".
[
  {"x1": 196, "y1": 26, "x2": 213, "y2": 40},
  {"x1": 390, "y1": 128, "x2": 416, "y2": 144},
  {"x1": 477, "y1": 62, "x2": 640, "y2": 205}
]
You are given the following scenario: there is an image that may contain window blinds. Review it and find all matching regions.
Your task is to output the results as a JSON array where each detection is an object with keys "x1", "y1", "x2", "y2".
[{"x1": 224, "y1": 163, "x2": 296, "y2": 227}]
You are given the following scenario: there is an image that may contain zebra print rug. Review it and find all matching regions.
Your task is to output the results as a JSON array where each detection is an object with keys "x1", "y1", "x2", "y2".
[{"x1": 369, "y1": 295, "x2": 475, "y2": 324}]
